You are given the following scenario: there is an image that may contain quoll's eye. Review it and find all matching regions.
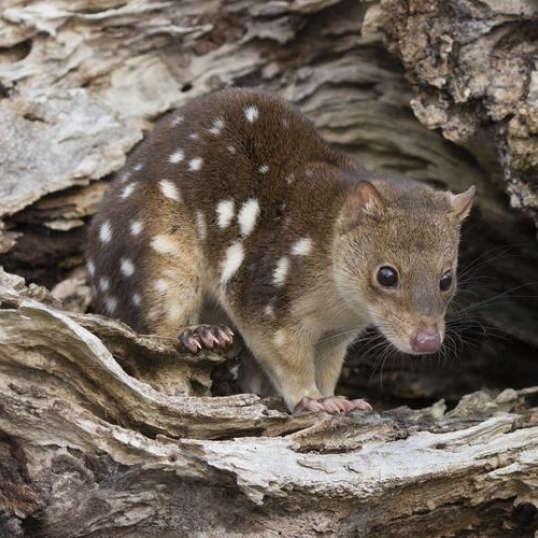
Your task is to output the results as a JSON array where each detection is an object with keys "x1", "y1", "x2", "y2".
[
  {"x1": 440, "y1": 270, "x2": 453, "y2": 292},
  {"x1": 377, "y1": 266, "x2": 398, "y2": 288}
]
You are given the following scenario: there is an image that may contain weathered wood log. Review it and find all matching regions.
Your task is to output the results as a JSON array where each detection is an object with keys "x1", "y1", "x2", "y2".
[{"x1": 1, "y1": 269, "x2": 537, "y2": 537}]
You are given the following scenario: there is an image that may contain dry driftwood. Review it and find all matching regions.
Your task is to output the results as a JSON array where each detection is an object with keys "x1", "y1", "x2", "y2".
[
  {"x1": 1, "y1": 0, "x2": 538, "y2": 536},
  {"x1": 0, "y1": 268, "x2": 537, "y2": 537}
]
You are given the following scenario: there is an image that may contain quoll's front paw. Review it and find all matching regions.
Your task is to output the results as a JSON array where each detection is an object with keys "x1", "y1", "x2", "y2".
[
  {"x1": 294, "y1": 396, "x2": 372, "y2": 414},
  {"x1": 178, "y1": 325, "x2": 234, "y2": 354}
]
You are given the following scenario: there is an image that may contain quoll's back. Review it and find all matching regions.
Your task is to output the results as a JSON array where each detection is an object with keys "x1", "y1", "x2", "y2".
[{"x1": 87, "y1": 89, "x2": 355, "y2": 331}]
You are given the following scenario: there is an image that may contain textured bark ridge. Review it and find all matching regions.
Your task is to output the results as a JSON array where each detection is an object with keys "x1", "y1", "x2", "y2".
[
  {"x1": 381, "y1": 0, "x2": 538, "y2": 227},
  {"x1": 1, "y1": 269, "x2": 537, "y2": 537},
  {"x1": 0, "y1": 0, "x2": 538, "y2": 536}
]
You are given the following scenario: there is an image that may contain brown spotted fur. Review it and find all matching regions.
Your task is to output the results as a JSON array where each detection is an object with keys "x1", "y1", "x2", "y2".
[{"x1": 86, "y1": 88, "x2": 474, "y2": 411}]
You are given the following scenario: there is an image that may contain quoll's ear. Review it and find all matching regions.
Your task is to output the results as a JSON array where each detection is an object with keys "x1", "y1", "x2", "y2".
[
  {"x1": 339, "y1": 181, "x2": 385, "y2": 233},
  {"x1": 450, "y1": 185, "x2": 476, "y2": 222}
]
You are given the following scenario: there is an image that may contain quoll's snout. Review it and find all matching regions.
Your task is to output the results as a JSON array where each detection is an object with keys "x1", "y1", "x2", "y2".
[{"x1": 410, "y1": 328, "x2": 442, "y2": 354}]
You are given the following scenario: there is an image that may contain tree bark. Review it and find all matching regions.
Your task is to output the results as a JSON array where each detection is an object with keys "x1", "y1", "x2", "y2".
[
  {"x1": 0, "y1": 0, "x2": 537, "y2": 536},
  {"x1": 381, "y1": 0, "x2": 538, "y2": 228}
]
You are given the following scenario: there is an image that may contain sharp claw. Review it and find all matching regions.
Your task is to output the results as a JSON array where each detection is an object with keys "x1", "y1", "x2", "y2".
[
  {"x1": 179, "y1": 325, "x2": 236, "y2": 352},
  {"x1": 216, "y1": 327, "x2": 233, "y2": 346},
  {"x1": 187, "y1": 340, "x2": 200, "y2": 353},
  {"x1": 180, "y1": 330, "x2": 198, "y2": 354},
  {"x1": 198, "y1": 328, "x2": 215, "y2": 349},
  {"x1": 221, "y1": 325, "x2": 234, "y2": 338}
]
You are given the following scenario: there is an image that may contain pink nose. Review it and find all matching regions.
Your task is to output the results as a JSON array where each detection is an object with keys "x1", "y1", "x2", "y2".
[{"x1": 410, "y1": 330, "x2": 441, "y2": 353}]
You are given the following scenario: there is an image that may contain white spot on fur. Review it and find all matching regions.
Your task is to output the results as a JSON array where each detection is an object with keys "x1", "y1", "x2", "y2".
[
  {"x1": 99, "y1": 221, "x2": 112, "y2": 243},
  {"x1": 188, "y1": 132, "x2": 199, "y2": 140},
  {"x1": 273, "y1": 256, "x2": 289, "y2": 287},
  {"x1": 273, "y1": 330, "x2": 285, "y2": 347},
  {"x1": 151, "y1": 235, "x2": 180, "y2": 255},
  {"x1": 120, "y1": 258, "x2": 135, "y2": 277},
  {"x1": 132, "y1": 293, "x2": 142, "y2": 306},
  {"x1": 105, "y1": 296, "x2": 117, "y2": 314},
  {"x1": 153, "y1": 279, "x2": 169, "y2": 292},
  {"x1": 220, "y1": 241, "x2": 244, "y2": 283},
  {"x1": 188, "y1": 157, "x2": 203, "y2": 171},
  {"x1": 305, "y1": 168, "x2": 313, "y2": 178},
  {"x1": 168, "y1": 149, "x2": 184, "y2": 164},
  {"x1": 209, "y1": 118, "x2": 225, "y2": 135},
  {"x1": 86, "y1": 259, "x2": 95, "y2": 277},
  {"x1": 291, "y1": 237, "x2": 312, "y2": 256},
  {"x1": 238, "y1": 198, "x2": 260, "y2": 237},
  {"x1": 130, "y1": 220, "x2": 143, "y2": 236},
  {"x1": 216, "y1": 199, "x2": 235, "y2": 229},
  {"x1": 285, "y1": 172, "x2": 295, "y2": 184},
  {"x1": 196, "y1": 210, "x2": 207, "y2": 240},
  {"x1": 99, "y1": 278, "x2": 110, "y2": 292},
  {"x1": 264, "y1": 304, "x2": 275, "y2": 318},
  {"x1": 282, "y1": 118, "x2": 289, "y2": 128},
  {"x1": 258, "y1": 164, "x2": 270, "y2": 174},
  {"x1": 227, "y1": 145, "x2": 236, "y2": 154},
  {"x1": 159, "y1": 179, "x2": 182, "y2": 202},
  {"x1": 120, "y1": 183, "x2": 136, "y2": 199},
  {"x1": 171, "y1": 115, "x2": 184, "y2": 127},
  {"x1": 244, "y1": 105, "x2": 259, "y2": 122},
  {"x1": 133, "y1": 163, "x2": 144, "y2": 171}
]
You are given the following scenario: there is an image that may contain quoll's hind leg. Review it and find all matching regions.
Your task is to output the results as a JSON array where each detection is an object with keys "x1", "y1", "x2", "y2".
[
  {"x1": 143, "y1": 242, "x2": 235, "y2": 353},
  {"x1": 311, "y1": 333, "x2": 372, "y2": 413}
]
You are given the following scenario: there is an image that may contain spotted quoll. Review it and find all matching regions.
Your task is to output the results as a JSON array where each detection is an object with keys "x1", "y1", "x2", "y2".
[{"x1": 86, "y1": 88, "x2": 475, "y2": 413}]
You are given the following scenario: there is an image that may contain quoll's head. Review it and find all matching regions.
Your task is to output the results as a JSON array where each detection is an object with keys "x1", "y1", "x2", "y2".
[{"x1": 334, "y1": 178, "x2": 475, "y2": 355}]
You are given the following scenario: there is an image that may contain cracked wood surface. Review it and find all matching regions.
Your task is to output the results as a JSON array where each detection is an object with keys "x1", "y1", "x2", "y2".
[
  {"x1": 0, "y1": 269, "x2": 537, "y2": 536},
  {"x1": 381, "y1": 0, "x2": 538, "y2": 228}
]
